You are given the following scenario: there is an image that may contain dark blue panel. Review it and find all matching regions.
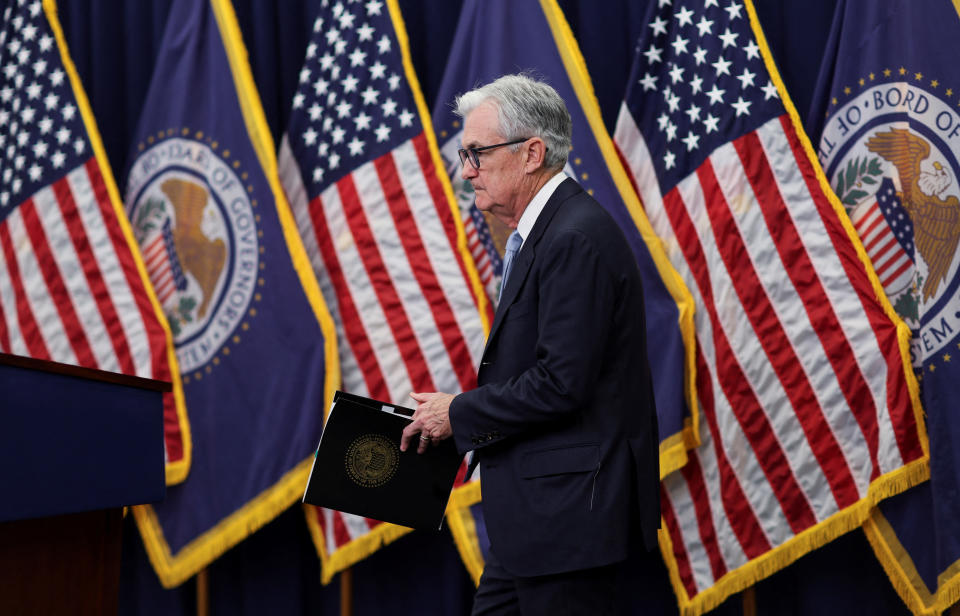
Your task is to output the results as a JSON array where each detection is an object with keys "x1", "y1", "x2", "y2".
[
  {"x1": 0, "y1": 363, "x2": 165, "y2": 521},
  {"x1": 754, "y1": 530, "x2": 911, "y2": 616}
]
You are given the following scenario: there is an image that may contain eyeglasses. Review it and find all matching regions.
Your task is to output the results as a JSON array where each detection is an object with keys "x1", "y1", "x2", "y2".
[{"x1": 458, "y1": 138, "x2": 531, "y2": 169}]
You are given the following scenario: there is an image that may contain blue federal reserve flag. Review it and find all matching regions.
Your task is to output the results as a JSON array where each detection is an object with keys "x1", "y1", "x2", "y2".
[
  {"x1": 431, "y1": 0, "x2": 697, "y2": 581},
  {"x1": 124, "y1": 0, "x2": 339, "y2": 588},
  {"x1": 811, "y1": 0, "x2": 959, "y2": 612}
]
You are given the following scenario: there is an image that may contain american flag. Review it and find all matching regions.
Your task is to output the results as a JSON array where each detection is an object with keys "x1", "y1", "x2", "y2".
[
  {"x1": 141, "y1": 219, "x2": 186, "y2": 306},
  {"x1": 849, "y1": 178, "x2": 915, "y2": 294},
  {"x1": 614, "y1": 0, "x2": 925, "y2": 612},
  {"x1": 277, "y1": 0, "x2": 488, "y2": 580},
  {"x1": 0, "y1": 0, "x2": 187, "y2": 480}
]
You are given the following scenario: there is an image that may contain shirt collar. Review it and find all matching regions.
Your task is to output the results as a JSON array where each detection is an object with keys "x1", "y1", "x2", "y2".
[{"x1": 516, "y1": 171, "x2": 567, "y2": 245}]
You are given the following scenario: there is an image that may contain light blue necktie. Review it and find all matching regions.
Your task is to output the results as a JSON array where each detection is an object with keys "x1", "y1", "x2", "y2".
[{"x1": 499, "y1": 230, "x2": 523, "y2": 302}]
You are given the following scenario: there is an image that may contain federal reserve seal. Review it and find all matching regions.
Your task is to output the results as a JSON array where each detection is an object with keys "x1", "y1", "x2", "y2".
[
  {"x1": 819, "y1": 75, "x2": 960, "y2": 369},
  {"x1": 125, "y1": 135, "x2": 260, "y2": 374},
  {"x1": 344, "y1": 434, "x2": 399, "y2": 488}
]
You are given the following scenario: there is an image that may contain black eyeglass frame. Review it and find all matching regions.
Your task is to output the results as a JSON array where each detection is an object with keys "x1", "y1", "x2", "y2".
[{"x1": 458, "y1": 138, "x2": 532, "y2": 169}]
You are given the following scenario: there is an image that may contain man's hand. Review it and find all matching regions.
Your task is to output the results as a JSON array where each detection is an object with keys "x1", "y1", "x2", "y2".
[{"x1": 399, "y1": 391, "x2": 455, "y2": 454}]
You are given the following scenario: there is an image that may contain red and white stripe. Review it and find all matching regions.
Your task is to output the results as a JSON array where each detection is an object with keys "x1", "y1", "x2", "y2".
[
  {"x1": 0, "y1": 159, "x2": 182, "y2": 464},
  {"x1": 849, "y1": 198, "x2": 914, "y2": 293},
  {"x1": 463, "y1": 216, "x2": 494, "y2": 290},
  {"x1": 616, "y1": 108, "x2": 923, "y2": 600},
  {"x1": 142, "y1": 232, "x2": 177, "y2": 306},
  {"x1": 315, "y1": 508, "x2": 386, "y2": 557}
]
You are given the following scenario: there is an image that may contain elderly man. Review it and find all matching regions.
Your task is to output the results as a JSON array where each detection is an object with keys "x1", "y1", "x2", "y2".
[{"x1": 400, "y1": 74, "x2": 660, "y2": 615}]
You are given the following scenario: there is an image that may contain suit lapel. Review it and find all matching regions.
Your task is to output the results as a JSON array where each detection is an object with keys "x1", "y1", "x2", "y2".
[{"x1": 482, "y1": 178, "x2": 582, "y2": 357}]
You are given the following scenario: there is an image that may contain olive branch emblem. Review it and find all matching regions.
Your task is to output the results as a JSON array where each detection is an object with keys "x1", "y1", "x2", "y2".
[
  {"x1": 892, "y1": 275, "x2": 923, "y2": 324},
  {"x1": 833, "y1": 156, "x2": 884, "y2": 209},
  {"x1": 166, "y1": 296, "x2": 198, "y2": 338}
]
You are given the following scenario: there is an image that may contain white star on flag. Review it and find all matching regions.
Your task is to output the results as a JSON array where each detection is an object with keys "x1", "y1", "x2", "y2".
[
  {"x1": 731, "y1": 95, "x2": 751, "y2": 116},
  {"x1": 650, "y1": 15, "x2": 668, "y2": 35},
  {"x1": 644, "y1": 44, "x2": 664, "y2": 64},
  {"x1": 713, "y1": 56, "x2": 732, "y2": 76}
]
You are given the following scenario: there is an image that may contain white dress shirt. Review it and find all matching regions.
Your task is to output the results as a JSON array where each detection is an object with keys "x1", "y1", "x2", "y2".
[{"x1": 515, "y1": 171, "x2": 568, "y2": 246}]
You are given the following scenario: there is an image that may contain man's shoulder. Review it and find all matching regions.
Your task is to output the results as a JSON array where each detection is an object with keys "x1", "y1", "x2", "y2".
[
  {"x1": 537, "y1": 183, "x2": 638, "y2": 274},
  {"x1": 547, "y1": 180, "x2": 600, "y2": 220},
  {"x1": 548, "y1": 184, "x2": 621, "y2": 239}
]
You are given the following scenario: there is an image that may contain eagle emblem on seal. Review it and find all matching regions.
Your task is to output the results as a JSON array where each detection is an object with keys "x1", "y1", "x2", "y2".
[
  {"x1": 160, "y1": 178, "x2": 227, "y2": 320},
  {"x1": 866, "y1": 128, "x2": 960, "y2": 302}
]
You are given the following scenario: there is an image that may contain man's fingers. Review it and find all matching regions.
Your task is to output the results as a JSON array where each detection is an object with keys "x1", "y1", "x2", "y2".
[
  {"x1": 399, "y1": 423, "x2": 420, "y2": 452},
  {"x1": 405, "y1": 391, "x2": 453, "y2": 453},
  {"x1": 401, "y1": 419, "x2": 434, "y2": 455}
]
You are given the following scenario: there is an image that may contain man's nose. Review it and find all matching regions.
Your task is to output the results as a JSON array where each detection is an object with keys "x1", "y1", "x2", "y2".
[{"x1": 461, "y1": 162, "x2": 478, "y2": 180}]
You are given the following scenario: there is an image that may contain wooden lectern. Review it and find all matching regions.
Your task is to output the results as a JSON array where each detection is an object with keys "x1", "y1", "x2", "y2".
[{"x1": 0, "y1": 352, "x2": 167, "y2": 615}]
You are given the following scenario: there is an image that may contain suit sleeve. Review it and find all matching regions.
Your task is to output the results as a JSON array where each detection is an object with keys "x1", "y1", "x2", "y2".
[{"x1": 450, "y1": 229, "x2": 617, "y2": 452}]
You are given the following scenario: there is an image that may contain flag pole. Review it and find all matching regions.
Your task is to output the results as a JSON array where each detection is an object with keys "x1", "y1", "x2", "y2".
[
  {"x1": 340, "y1": 568, "x2": 353, "y2": 616},
  {"x1": 741, "y1": 587, "x2": 756, "y2": 616},
  {"x1": 196, "y1": 569, "x2": 209, "y2": 616}
]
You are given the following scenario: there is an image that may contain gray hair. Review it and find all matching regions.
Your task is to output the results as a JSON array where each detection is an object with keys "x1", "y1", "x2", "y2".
[{"x1": 454, "y1": 74, "x2": 572, "y2": 171}]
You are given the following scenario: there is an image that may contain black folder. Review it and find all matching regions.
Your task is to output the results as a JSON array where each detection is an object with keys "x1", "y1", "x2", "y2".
[{"x1": 302, "y1": 391, "x2": 463, "y2": 530}]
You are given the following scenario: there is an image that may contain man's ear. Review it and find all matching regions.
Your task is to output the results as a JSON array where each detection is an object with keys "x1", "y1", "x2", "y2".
[{"x1": 523, "y1": 138, "x2": 547, "y2": 173}]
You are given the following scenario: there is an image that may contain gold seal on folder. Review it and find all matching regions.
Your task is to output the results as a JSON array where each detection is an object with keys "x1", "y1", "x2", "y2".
[{"x1": 344, "y1": 434, "x2": 399, "y2": 488}]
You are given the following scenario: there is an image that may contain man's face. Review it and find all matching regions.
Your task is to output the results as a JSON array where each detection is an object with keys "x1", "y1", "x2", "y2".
[{"x1": 460, "y1": 103, "x2": 527, "y2": 227}]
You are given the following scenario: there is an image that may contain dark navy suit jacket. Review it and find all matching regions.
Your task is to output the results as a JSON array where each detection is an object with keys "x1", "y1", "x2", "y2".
[{"x1": 450, "y1": 178, "x2": 660, "y2": 578}]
